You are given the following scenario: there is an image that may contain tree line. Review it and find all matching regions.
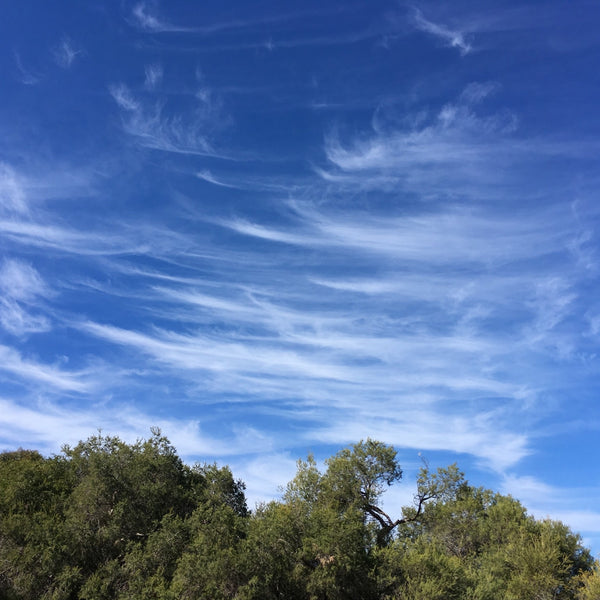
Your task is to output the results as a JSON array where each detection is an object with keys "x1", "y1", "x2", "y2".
[{"x1": 0, "y1": 430, "x2": 598, "y2": 599}]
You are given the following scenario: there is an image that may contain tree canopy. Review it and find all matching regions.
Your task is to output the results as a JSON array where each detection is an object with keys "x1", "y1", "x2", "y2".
[{"x1": 0, "y1": 432, "x2": 596, "y2": 599}]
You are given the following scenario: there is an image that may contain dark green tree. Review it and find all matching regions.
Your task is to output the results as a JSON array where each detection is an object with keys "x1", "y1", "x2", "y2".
[
  {"x1": 382, "y1": 465, "x2": 593, "y2": 600},
  {"x1": 0, "y1": 449, "x2": 75, "y2": 599}
]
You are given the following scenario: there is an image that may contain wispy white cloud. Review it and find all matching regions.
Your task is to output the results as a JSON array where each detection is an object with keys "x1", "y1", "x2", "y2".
[
  {"x1": 0, "y1": 163, "x2": 29, "y2": 215},
  {"x1": 220, "y1": 202, "x2": 572, "y2": 270},
  {"x1": 129, "y1": 2, "x2": 353, "y2": 39},
  {"x1": 143, "y1": 63, "x2": 163, "y2": 89},
  {"x1": 444, "y1": 4, "x2": 600, "y2": 55},
  {"x1": 411, "y1": 8, "x2": 472, "y2": 55},
  {"x1": 0, "y1": 396, "x2": 237, "y2": 458},
  {"x1": 195, "y1": 169, "x2": 302, "y2": 193},
  {"x1": 0, "y1": 218, "x2": 150, "y2": 256},
  {"x1": 525, "y1": 278, "x2": 577, "y2": 355},
  {"x1": 502, "y1": 473, "x2": 556, "y2": 500},
  {"x1": 0, "y1": 345, "x2": 91, "y2": 393},
  {"x1": 0, "y1": 259, "x2": 51, "y2": 336},
  {"x1": 312, "y1": 408, "x2": 529, "y2": 472},
  {"x1": 320, "y1": 84, "x2": 521, "y2": 195},
  {"x1": 109, "y1": 82, "x2": 228, "y2": 156},
  {"x1": 317, "y1": 85, "x2": 600, "y2": 216},
  {"x1": 231, "y1": 451, "x2": 298, "y2": 507},
  {"x1": 196, "y1": 169, "x2": 241, "y2": 189},
  {"x1": 71, "y1": 263, "x2": 541, "y2": 472},
  {"x1": 53, "y1": 37, "x2": 82, "y2": 69},
  {"x1": 0, "y1": 258, "x2": 48, "y2": 301},
  {"x1": 223, "y1": 218, "x2": 317, "y2": 246},
  {"x1": 13, "y1": 51, "x2": 41, "y2": 85},
  {"x1": 80, "y1": 320, "x2": 357, "y2": 382},
  {"x1": 130, "y1": 2, "x2": 192, "y2": 33},
  {"x1": 110, "y1": 83, "x2": 140, "y2": 112},
  {"x1": 0, "y1": 300, "x2": 50, "y2": 336}
]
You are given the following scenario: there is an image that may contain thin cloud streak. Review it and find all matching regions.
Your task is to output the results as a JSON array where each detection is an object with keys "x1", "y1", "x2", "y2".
[
  {"x1": 0, "y1": 345, "x2": 91, "y2": 393},
  {"x1": 80, "y1": 320, "x2": 360, "y2": 382},
  {"x1": 0, "y1": 218, "x2": 153, "y2": 256},
  {"x1": 0, "y1": 299, "x2": 50, "y2": 336},
  {"x1": 220, "y1": 204, "x2": 574, "y2": 268},
  {"x1": 13, "y1": 51, "x2": 41, "y2": 85},
  {"x1": 311, "y1": 408, "x2": 529, "y2": 472},
  {"x1": 411, "y1": 8, "x2": 472, "y2": 55},
  {"x1": 0, "y1": 396, "x2": 240, "y2": 458},
  {"x1": 130, "y1": 2, "x2": 352, "y2": 37},
  {"x1": 70, "y1": 254, "x2": 540, "y2": 472},
  {"x1": 130, "y1": 2, "x2": 194, "y2": 33}
]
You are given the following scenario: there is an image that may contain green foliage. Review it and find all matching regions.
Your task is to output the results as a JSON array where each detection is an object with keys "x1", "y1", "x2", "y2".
[
  {"x1": 390, "y1": 468, "x2": 593, "y2": 600},
  {"x1": 240, "y1": 441, "x2": 398, "y2": 599},
  {"x1": 381, "y1": 538, "x2": 469, "y2": 600},
  {"x1": 0, "y1": 433, "x2": 595, "y2": 599},
  {"x1": 117, "y1": 512, "x2": 190, "y2": 599},
  {"x1": 239, "y1": 501, "x2": 306, "y2": 599},
  {"x1": 576, "y1": 561, "x2": 600, "y2": 600},
  {"x1": 0, "y1": 430, "x2": 244, "y2": 600},
  {"x1": 322, "y1": 439, "x2": 402, "y2": 510},
  {"x1": 170, "y1": 501, "x2": 247, "y2": 599}
]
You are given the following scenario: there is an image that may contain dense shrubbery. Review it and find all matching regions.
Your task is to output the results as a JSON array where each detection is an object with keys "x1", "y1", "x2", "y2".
[{"x1": 0, "y1": 431, "x2": 597, "y2": 599}]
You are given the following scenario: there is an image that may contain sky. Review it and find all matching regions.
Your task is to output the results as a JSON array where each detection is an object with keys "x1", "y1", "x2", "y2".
[{"x1": 1, "y1": 0, "x2": 599, "y2": 553}]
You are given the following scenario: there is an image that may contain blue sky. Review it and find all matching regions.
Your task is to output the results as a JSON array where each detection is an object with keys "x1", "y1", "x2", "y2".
[{"x1": 1, "y1": 0, "x2": 600, "y2": 551}]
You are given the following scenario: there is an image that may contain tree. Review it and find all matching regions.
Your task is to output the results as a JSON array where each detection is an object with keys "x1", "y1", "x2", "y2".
[
  {"x1": 61, "y1": 430, "x2": 201, "y2": 579},
  {"x1": 389, "y1": 467, "x2": 594, "y2": 600},
  {"x1": 319, "y1": 442, "x2": 465, "y2": 546},
  {"x1": 0, "y1": 430, "x2": 248, "y2": 600},
  {"x1": 239, "y1": 441, "x2": 401, "y2": 600}
]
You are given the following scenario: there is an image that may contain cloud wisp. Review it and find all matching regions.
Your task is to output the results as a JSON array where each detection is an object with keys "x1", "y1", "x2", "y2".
[
  {"x1": 320, "y1": 84, "x2": 523, "y2": 195},
  {"x1": 129, "y1": 1, "x2": 355, "y2": 39},
  {"x1": 130, "y1": 2, "x2": 194, "y2": 33},
  {"x1": 13, "y1": 51, "x2": 42, "y2": 85},
  {"x1": 0, "y1": 345, "x2": 91, "y2": 393},
  {"x1": 0, "y1": 259, "x2": 52, "y2": 336},
  {"x1": 144, "y1": 63, "x2": 164, "y2": 90},
  {"x1": 53, "y1": 37, "x2": 82, "y2": 69},
  {"x1": 411, "y1": 8, "x2": 472, "y2": 55},
  {"x1": 0, "y1": 395, "x2": 240, "y2": 459},
  {"x1": 109, "y1": 82, "x2": 232, "y2": 158},
  {"x1": 0, "y1": 163, "x2": 30, "y2": 215}
]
